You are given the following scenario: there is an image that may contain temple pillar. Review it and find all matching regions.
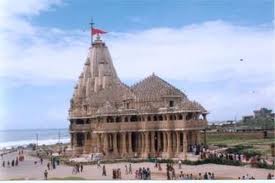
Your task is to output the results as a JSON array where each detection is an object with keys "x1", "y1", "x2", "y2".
[
  {"x1": 182, "y1": 131, "x2": 187, "y2": 160},
  {"x1": 167, "y1": 131, "x2": 172, "y2": 157},
  {"x1": 128, "y1": 132, "x2": 133, "y2": 154},
  {"x1": 113, "y1": 133, "x2": 118, "y2": 154},
  {"x1": 203, "y1": 129, "x2": 207, "y2": 145},
  {"x1": 192, "y1": 131, "x2": 197, "y2": 145},
  {"x1": 121, "y1": 132, "x2": 127, "y2": 156},
  {"x1": 176, "y1": 131, "x2": 180, "y2": 154},
  {"x1": 151, "y1": 131, "x2": 155, "y2": 154},
  {"x1": 196, "y1": 131, "x2": 201, "y2": 145},
  {"x1": 157, "y1": 131, "x2": 161, "y2": 152},
  {"x1": 96, "y1": 134, "x2": 101, "y2": 153},
  {"x1": 163, "y1": 131, "x2": 167, "y2": 152},
  {"x1": 138, "y1": 133, "x2": 142, "y2": 153},
  {"x1": 144, "y1": 131, "x2": 149, "y2": 157},
  {"x1": 140, "y1": 132, "x2": 144, "y2": 153},
  {"x1": 103, "y1": 133, "x2": 109, "y2": 156},
  {"x1": 83, "y1": 132, "x2": 89, "y2": 154},
  {"x1": 172, "y1": 132, "x2": 177, "y2": 153}
]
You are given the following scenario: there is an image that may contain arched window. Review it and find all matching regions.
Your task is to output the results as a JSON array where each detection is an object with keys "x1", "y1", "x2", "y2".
[
  {"x1": 148, "y1": 116, "x2": 151, "y2": 121},
  {"x1": 130, "y1": 115, "x2": 138, "y2": 122},
  {"x1": 107, "y1": 116, "x2": 114, "y2": 123},
  {"x1": 153, "y1": 116, "x2": 158, "y2": 121},
  {"x1": 87, "y1": 132, "x2": 91, "y2": 140},
  {"x1": 116, "y1": 117, "x2": 121, "y2": 122},
  {"x1": 186, "y1": 113, "x2": 193, "y2": 120},
  {"x1": 169, "y1": 115, "x2": 173, "y2": 120},
  {"x1": 169, "y1": 100, "x2": 174, "y2": 107},
  {"x1": 159, "y1": 115, "x2": 163, "y2": 121}
]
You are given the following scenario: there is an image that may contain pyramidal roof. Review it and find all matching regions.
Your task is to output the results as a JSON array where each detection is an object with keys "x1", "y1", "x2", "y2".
[
  {"x1": 69, "y1": 37, "x2": 207, "y2": 117},
  {"x1": 131, "y1": 73, "x2": 187, "y2": 101}
]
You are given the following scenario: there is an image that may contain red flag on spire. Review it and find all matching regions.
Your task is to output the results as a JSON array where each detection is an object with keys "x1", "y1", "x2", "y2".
[{"x1": 91, "y1": 27, "x2": 107, "y2": 35}]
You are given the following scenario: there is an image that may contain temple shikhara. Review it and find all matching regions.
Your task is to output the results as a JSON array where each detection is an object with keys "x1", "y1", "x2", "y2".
[{"x1": 68, "y1": 33, "x2": 208, "y2": 160}]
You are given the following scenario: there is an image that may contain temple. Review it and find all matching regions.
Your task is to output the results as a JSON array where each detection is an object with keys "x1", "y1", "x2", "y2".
[{"x1": 68, "y1": 36, "x2": 208, "y2": 159}]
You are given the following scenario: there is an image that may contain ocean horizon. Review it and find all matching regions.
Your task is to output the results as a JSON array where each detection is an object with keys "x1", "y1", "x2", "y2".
[{"x1": 0, "y1": 128, "x2": 70, "y2": 149}]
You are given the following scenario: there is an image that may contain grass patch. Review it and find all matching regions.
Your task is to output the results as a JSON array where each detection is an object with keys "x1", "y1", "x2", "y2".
[{"x1": 207, "y1": 133, "x2": 275, "y2": 156}]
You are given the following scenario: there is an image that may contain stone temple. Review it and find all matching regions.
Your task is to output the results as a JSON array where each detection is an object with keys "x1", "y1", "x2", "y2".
[{"x1": 68, "y1": 36, "x2": 208, "y2": 159}]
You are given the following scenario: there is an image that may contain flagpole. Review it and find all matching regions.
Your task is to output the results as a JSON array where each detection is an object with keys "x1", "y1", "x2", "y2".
[{"x1": 90, "y1": 17, "x2": 94, "y2": 45}]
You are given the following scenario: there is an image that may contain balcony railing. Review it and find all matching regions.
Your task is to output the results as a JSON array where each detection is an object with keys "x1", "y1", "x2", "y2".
[
  {"x1": 90, "y1": 119, "x2": 207, "y2": 133},
  {"x1": 71, "y1": 124, "x2": 91, "y2": 131}
]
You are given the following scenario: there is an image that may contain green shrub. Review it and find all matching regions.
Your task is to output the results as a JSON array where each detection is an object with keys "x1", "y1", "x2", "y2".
[
  {"x1": 242, "y1": 149, "x2": 262, "y2": 158},
  {"x1": 255, "y1": 161, "x2": 275, "y2": 170},
  {"x1": 226, "y1": 145, "x2": 253, "y2": 154},
  {"x1": 215, "y1": 144, "x2": 228, "y2": 148}
]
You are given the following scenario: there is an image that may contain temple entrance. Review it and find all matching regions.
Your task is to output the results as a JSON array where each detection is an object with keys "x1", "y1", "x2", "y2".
[{"x1": 76, "y1": 133, "x2": 84, "y2": 147}]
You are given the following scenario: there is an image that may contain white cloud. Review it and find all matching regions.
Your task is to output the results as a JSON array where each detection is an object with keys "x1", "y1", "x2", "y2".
[{"x1": 0, "y1": 0, "x2": 274, "y2": 123}]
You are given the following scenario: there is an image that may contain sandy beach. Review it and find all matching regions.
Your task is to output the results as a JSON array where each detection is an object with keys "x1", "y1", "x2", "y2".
[{"x1": 0, "y1": 149, "x2": 273, "y2": 180}]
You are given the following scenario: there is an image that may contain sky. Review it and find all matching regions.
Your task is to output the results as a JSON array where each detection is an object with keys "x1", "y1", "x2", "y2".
[{"x1": 0, "y1": 0, "x2": 274, "y2": 130}]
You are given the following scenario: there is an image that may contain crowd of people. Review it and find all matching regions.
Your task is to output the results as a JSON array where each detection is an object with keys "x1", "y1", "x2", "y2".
[
  {"x1": 112, "y1": 168, "x2": 121, "y2": 179},
  {"x1": 1, "y1": 146, "x2": 274, "y2": 180},
  {"x1": 71, "y1": 163, "x2": 84, "y2": 174},
  {"x1": 238, "y1": 174, "x2": 256, "y2": 180},
  {"x1": 267, "y1": 173, "x2": 275, "y2": 179},
  {"x1": 163, "y1": 162, "x2": 216, "y2": 180},
  {"x1": 1, "y1": 149, "x2": 24, "y2": 169},
  {"x1": 135, "y1": 167, "x2": 151, "y2": 180}
]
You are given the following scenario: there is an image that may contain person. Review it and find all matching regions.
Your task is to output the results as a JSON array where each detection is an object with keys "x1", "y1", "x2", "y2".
[
  {"x1": 2, "y1": 161, "x2": 5, "y2": 168},
  {"x1": 204, "y1": 172, "x2": 208, "y2": 179},
  {"x1": 97, "y1": 160, "x2": 101, "y2": 168},
  {"x1": 135, "y1": 170, "x2": 138, "y2": 179},
  {"x1": 158, "y1": 163, "x2": 162, "y2": 171},
  {"x1": 179, "y1": 171, "x2": 184, "y2": 179},
  {"x1": 72, "y1": 165, "x2": 77, "y2": 174},
  {"x1": 125, "y1": 164, "x2": 128, "y2": 174},
  {"x1": 171, "y1": 169, "x2": 176, "y2": 180},
  {"x1": 40, "y1": 157, "x2": 43, "y2": 165},
  {"x1": 198, "y1": 173, "x2": 202, "y2": 180},
  {"x1": 166, "y1": 164, "x2": 170, "y2": 180},
  {"x1": 11, "y1": 160, "x2": 14, "y2": 167},
  {"x1": 47, "y1": 162, "x2": 50, "y2": 170},
  {"x1": 80, "y1": 164, "x2": 83, "y2": 172},
  {"x1": 76, "y1": 164, "x2": 79, "y2": 173},
  {"x1": 102, "y1": 165, "x2": 106, "y2": 176},
  {"x1": 15, "y1": 159, "x2": 18, "y2": 166},
  {"x1": 211, "y1": 172, "x2": 215, "y2": 179},
  {"x1": 44, "y1": 170, "x2": 48, "y2": 180},
  {"x1": 118, "y1": 168, "x2": 121, "y2": 179},
  {"x1": 147, "y1": 168, "x2": 151, "y2": 180},
  {"x1": 129, "y1": 164, "x2": 132, "y2": 174},
  {"x1": 52, "y1": 161, "x2": 56, "y2": 169},
  {"x1": 112, "y1": 169, "x2": 116, "y2": 179}
]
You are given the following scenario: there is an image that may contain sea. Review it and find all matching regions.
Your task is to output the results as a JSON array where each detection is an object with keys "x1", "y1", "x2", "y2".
[{"x1": 0, "y1": 128, "x2": 70, "y2": 149}]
